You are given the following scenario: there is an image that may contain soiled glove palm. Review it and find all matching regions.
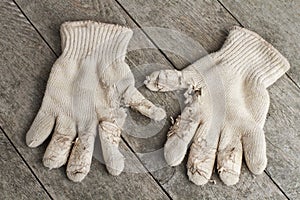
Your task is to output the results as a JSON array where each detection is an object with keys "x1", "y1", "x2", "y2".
[
  {"x1": 145, "y1": 26, "x2": 290, "y2": 185},
  {"x1": 26, "y1": 21, "x2": 166, "y2": 182}
]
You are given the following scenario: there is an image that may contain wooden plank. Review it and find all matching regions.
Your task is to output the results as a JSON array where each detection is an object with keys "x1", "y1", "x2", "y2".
[
  {"x1": 11, "y1": 1, "x2": 298, "y2": 199},
  {"x1": 0, "y1": 1, "x2": 170, "y2": 199},
  {"x1": 13, "y1": 0, "x2": 181, "y2": 173},
  {"x1": 118, "y1": 0, "x2": 239, "y2": 70},
  {"x1": 219, "y1": 0, "x2": 300, "y2": 86},
  {"x1": 217, "y1": 1, "x2": 300, "y2": 198},
  {"x1": 263, "y1": 77, "x2": 300, "y2": 198},
  {"x1": 12, "y1": 0, "x2": 299, "y2": 199},
  {"x1": 111, "y1": 0, "x2": 300, "y2": 199},
  {"x1": 0, "y1": 129, "x2": 50, "y2": 200}
]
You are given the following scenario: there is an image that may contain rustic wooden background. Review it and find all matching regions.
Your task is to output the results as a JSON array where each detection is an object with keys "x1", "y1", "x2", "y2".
[{"x1": 0, "y1": 0, "x2": 299, "y2": 199}]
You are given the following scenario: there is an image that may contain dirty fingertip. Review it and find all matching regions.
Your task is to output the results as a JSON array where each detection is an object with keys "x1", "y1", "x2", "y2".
[
  {"x1": 152, "y1": 107, "x2": 166, "y2": 121},
  {"x1": 164, "y1": 138, "x2": 187, "y2": 166},
  {"x1": 144, "y1": 71, "x2": 161, "y2": 91},
  {"x1": 187, "y1": 170, "x2": 209, "y2": 185},
  {"x1": 66, "y1": 169, "x2": 88, "y2": 182},
  {"x1": 219, "y1": 170, "x2": 239, "y2": 186},
  {"x1": 105, "y1": 156, "x2": 124, "y2": 176}
]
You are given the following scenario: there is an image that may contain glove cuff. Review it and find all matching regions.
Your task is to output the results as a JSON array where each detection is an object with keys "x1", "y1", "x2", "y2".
[
  {"x1": 60, "y1": 21, "x2": 133, "y2": 62},
  {"x1": 217, "y1": 26, "x2": 290, "y2": 87}
]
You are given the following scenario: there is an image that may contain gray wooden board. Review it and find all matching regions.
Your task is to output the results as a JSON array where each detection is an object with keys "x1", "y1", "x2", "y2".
[
  {"x1": 114, "y1": 0, "x2": 300, "y2": 199},
  {"x1": 4, "y1": 0, "x2": 299, "y2": 199},
  {"x1": 190, "y1": 0, "x2": 300, "y2": 198},
  {"x1": 219, "y1": 0, "x2": 300, "y2": 87},
  {"x1": 12, "y1": 0, "x2": 297, "y2": 199},
  {"x1": 118, "y1": 0, "x2": 239, "y2": 69},
  {"x1": 13, "y1": 0, "x2": 182, "y2": 176},
  {"x1": 0, "y1": 1, "x2": 169, "y2": 199},
  {"x1": 0, "y1": 129, "x2": 51, "y2": 200}
]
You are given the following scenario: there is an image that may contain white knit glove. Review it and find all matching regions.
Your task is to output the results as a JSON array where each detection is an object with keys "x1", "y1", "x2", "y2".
[
  {"x1": 26, "y1": 21, "x2": 166, "y2": 182},
  {"x1": 145, "y1": 26, "x2": 290, "y2": 186}
]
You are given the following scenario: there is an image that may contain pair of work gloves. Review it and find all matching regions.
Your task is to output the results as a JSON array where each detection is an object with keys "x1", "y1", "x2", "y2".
[{"x1": 26, "y1": 21, "x2": 290, "y2": 185}]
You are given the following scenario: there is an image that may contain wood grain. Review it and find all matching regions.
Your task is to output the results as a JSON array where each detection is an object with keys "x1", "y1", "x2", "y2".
[
  {"x1": 117, "y1": 0, "x2": 239, "y2": 69},
  {"x1": 219, "y1": 0, "x2": 300, "y2": 86},
  {"x1": 13, "y1": 0, "x2": 291, "y2": 200},
  {"x1": 0, "y1": 1, "x2": 169, "y2": 199},
  {"x1": 115, "y1": 0, "x2": 300, "y2": 198},
  {"x1": 218, "y1": 1, "x2": 300, "y2": 198},
  {"x1": 4, "y1": 0, "x2": 299, "y2": 199},
  {"x1": 13, "y1": 0, "x2": 182, "y2": 171},
  {"x1": 0, "y1": 129, "x2": 50, "y2": 200}
]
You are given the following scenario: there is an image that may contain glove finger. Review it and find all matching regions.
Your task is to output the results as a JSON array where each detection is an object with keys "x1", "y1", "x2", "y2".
[
  {"x1": 26, "y1": 110, "x2": 56, "y2": 147},
  {"x1": 164, "y1": 96, "x2": 202, "y2": 166},
  {"x1": 144, "y1": 69, "x2": 191, "y2": 92},
  {"x1": 99, "y1": 121, "x2": 124, "y2": 176},
  {"x1": 43, "y1": 115, "x2": 76, "y2": 169},
  {"x1": 187, "y1": 121, "x2": 217, "y2": 185},
  {"x1": 242, "y1": 127, "x2": 267, "y2": 175},
  {"x1": 217, "y1": 125, "x2": 243, "y2": 186},
  {"x1": 67, "y1": 122, "x2": 97, "y2": 182},
  {"x1": 123, "y1": 86, "x2": 166, "y2": 121}
]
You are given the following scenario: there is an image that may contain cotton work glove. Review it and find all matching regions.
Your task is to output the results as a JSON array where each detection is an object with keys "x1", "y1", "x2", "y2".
[
  {"x1": 26, "y1": 21, "x2": 166, "y2": 182},
  {"x1": 145, "y1": 26, "x2": 290, "y2": 185}
]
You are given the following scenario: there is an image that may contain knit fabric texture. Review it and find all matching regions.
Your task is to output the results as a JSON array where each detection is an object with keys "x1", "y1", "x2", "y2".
[
  {"x1": 145, "y1": 26, "x2": 290, "y2": 186},
  {"x1": 26, "y1": 21, "x2": 166, "y2": 182}
]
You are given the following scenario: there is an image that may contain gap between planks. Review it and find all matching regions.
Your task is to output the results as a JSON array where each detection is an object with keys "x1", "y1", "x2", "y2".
[
  {"x1": 14, "y1": 0, "x2": 292, "y2": 196},
  {"x1": 0, "y1": 126, "x2": 54, "y2": 200},
  {"x1": 10, "y1": 0, "x2": 173, "y2": 198},
  {"x1": 216, "y1": 0, "x2": 299, "y2": 90},
  {"x1": 114, "y1": 0, "x2": 293, "y2": 198}
]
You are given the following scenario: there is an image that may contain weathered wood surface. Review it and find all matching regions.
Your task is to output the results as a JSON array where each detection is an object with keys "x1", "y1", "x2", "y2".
[
  {"x1": 0, "y1": 1, "x2": 170, "y2": 199},
  {"x1": 11, "y1": 0, "x2": 299, "y2": 199},
  {"x1": 122, "y1": 0, "x2": 239, "y2": 69},
  {"x1": 219, "y1": 0, "x2": 300, "y2": 87},
  {"x1": 1, "y1": 0, "x2": 299, "y2": 199},
  {"x1": 0, "y1": 129, "x2": 50, "y2": 200},
  {"x1": 264, "y1": 77, "x2": 300, "y2": 199},
  {"x1": 115, "y1": 0, "x2": 300, "y2": 199}
]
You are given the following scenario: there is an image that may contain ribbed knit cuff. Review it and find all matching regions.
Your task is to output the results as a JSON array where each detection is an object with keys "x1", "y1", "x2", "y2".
[
  {"x1": 216, "y1": 26, "x2": 290, "y2": 87},
  {"x1": 60, "y1": 21, "x2": 133, "y2": 62}
]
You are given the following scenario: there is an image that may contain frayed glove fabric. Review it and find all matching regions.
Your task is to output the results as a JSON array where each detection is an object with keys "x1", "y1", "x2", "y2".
[
  {"x1": 145, "y1": 26, "x2": 290, "y2": 186},
  {"x1": 26, "y1": 21, "x2": 166, "y2": 182}
]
